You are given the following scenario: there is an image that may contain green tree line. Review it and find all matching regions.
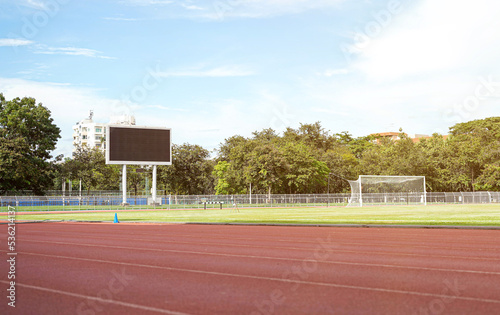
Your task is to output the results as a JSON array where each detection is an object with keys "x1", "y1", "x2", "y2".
[
  {"x1": 2, "y1": 94, "x2": 500, "y2": 195},
  {"x1": 0, "y1": 94, "x2": 61, "y2": 194}
]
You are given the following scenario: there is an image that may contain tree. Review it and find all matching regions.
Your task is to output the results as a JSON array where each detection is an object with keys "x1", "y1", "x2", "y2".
[
  {"x1": 283, "y1": 122, "x2": 337, "y2": 154},
  {"x1": 245, "y1": 142, "x2": 289, "y2": 196},
  {"x1": 127, "y1": 165, "x2": 147, "y2": 196},
  {"x1": 475, "y1": 164, "x2": 500, "y2": 191},
  {"x1": 445, "y1": 117, "x2": 500, "y2": 191},
  {"x1": 213, "y1": 161, "x2": 238, "y2": 195},
  {"x1": 68, "y1": 145, "x2": 120, "y2": 193},
  {"x1": 282, "y1": 142, "x2": 330, "y2": 194},
  {"x1": 215, "y1": 124, "x2": 333, "y2": 195},
  {"x1": 0, "y1": 93, "x2": 61, "y2": 194},
  {"x1": 322, "y1": 145, "x2": 358, "y2": 193},
  {"x1": 338, "y1": 132, "x2": 376, "y2": 159},
  {"x1": 215, "y1": 135, "x2": 256, "y2": 194},
  {"x1": 69, "y1": 146, "x2": 96, "y2": 194},
  {"x1": 159, "y1": 143, "x2": 214, "y2": 195},
  {"x1": 417, "y1": 134, "x2": 450, "y2": 192}
]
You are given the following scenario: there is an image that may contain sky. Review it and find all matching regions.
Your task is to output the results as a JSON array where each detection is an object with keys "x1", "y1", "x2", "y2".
[{"x1": 1, "y1": 0, "x2": 500, "y2": 158}]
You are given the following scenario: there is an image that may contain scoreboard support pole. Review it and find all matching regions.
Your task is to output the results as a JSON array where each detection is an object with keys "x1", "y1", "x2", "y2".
[
  {"x1": 122, "y1": 165, "x2": 128, "y2": 205},
  {"x1": 152, "y1": 165, "x2": 157, "y2": 205},
  {"x1": 106, "y1": 126, "x2": 171, "y2": 207}
]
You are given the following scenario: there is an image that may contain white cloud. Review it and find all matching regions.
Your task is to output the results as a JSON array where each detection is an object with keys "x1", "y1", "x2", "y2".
[
  {"x1": 0, "y1": 78, "x2": 126, "y2": 157},
  {"x1": 210, "y1": 0, "x2": 346, "y2": 19},
  {"x1": 0, "y1": 78, "x2": 266, "y2": 156},
  {"x1": 299, "y1": 0, "x2": 500, "y2": 136},
  {"x1": 350, "y1": 0, "x2": 500, "y2": 81},
  {"x1": 125, "y1": 98, "x2": 276, "y2": 151},
  {"x1": 122, "y1": 0, "x2": 174, "y2": 6},
  {"x1": 156, "y1": 65, "x2": 255, "y2": 77},
  {"x1": 181, "y1": 2, "x2": 204, "y2": 11},
  {"x1": 300, "y1": 70, "x2": 500, "y2": 137},
  {"x1": 120, "y1": 0, "x2": 345, "y2": 19},
  {"x1": 322, "y1": 68, "x2": 349, "y2": 77},
  {"x1": 104, "y1": 17, "x2": 140, "y2": 21},
  {"x1": 147, "y1": 104, "x2": 189, "y2": 112},
  {"x1": 22, "y1": 0, "x2": 47, "y2": 10},
  {"x1": 34, "y1": 45, "x2": 115, "y2": 59},
  {"x1": 0, "y1": 38, "x2": 34, "y2": 46}
]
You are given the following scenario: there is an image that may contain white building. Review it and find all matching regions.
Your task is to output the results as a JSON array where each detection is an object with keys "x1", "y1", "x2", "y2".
[{"x1": 72, "y1": 111, "x2": 136, "y2": 155}]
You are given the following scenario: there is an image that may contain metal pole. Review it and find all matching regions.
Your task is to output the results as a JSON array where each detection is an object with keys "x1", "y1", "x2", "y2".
[
  {"x1": 327, "y1": 175, "x2": 330, "y2": 207},
  {"x1": 122, "y1": 165, "x2": 127, "y2": 205},
  {"x1": 152, "y1": 165, "x2": 157, "y2": 205},
  {"x1": 359, "y1": 176, "x2": 363, "y2": 207},
  {"x1": 423, "y1": 176, "x2": 427, "y2": 206}
]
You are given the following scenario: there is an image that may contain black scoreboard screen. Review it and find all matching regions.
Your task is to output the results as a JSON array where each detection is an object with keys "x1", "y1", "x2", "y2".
[{"x1": 106, "y1": 126, "x2": 171, "y2": 165}]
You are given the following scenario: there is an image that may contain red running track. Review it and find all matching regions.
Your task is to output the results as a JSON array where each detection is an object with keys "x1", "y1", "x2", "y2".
[{"x1": 1, "y1": 222, "x2": 500, "y2": 314}]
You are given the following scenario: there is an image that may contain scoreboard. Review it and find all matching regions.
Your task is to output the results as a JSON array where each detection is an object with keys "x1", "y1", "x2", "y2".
[{"x1": 106, "y1": 125, "x2": 172, "y2": 165}]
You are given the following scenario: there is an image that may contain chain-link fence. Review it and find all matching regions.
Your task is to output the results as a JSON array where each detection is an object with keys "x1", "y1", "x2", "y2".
[
  {"x1": 1, "y1": 191, "x2": 499, "y2": 212},
  {"x1": 0, "y1": 190, "x2": 126, "y2": 196}
]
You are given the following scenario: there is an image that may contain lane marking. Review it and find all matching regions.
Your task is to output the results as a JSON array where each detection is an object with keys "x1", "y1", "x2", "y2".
[
  {"x1": 8, "y1": 252, "x2": 500, "y2": 305},
  {"x1": 0, "y1": 280, "x2": 190, "y2": 315},
  {"x1": 18, "y1": 237, "x2": 500, "y2": 263},
  {"x1": 5, "y1": 240, "x2": 500, "y2": 276},
  {"x1": 22, "y1": 226, "x2": 500, "y2": 248},
  {"x1": 21, "y1": 230, "x2": 500, "y2": 252}
]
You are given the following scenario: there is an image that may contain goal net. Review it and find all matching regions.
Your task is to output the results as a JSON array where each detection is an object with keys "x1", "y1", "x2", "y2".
[{"x1": 348, "y1": 175, "x2": 426, "y2": 207}]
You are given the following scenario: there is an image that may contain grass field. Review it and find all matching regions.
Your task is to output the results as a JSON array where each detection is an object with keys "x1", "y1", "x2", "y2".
[
  {"x1": 0, "y1": 202, "x2": 348, "y2": 212},
  {"x1": 2, "y1": 204, "x2": 500, "y2": 226}
]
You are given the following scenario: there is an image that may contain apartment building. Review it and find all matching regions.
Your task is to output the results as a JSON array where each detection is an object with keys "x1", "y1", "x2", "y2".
[{"x1": 72, "y1": 111, "x2": 136, "y2": 155}]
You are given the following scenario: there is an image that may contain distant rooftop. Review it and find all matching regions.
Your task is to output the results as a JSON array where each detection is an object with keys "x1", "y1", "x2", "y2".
[{"x1": 370, "y1": 132, "x2": 448, "y2": 144}]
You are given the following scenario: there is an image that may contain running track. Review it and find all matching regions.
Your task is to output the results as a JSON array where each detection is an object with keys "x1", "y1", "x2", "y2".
[{"x1": 1, "y1": 223, "x2": 500, "y2": 314}]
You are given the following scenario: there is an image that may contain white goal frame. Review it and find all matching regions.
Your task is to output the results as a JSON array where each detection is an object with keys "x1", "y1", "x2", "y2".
[{"x1": 348, "y1": 175, "x2": 427, "y2": 207}]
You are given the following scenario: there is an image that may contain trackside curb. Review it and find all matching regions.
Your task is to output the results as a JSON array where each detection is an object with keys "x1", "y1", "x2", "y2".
[
  {"x1": 3, "y1": 220, "x2": 499, "y2": 230},
  {"x1": 183, "y1": 222, "x2": 500, "y2": 230}
]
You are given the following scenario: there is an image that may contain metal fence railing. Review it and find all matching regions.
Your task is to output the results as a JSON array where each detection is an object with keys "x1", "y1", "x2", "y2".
[
  {"x1": 0, "y1": 192, "x2": 499, "y2": 212},
  {"x1": 0, "y1": 190, "x2": 125, "y2": 197}
]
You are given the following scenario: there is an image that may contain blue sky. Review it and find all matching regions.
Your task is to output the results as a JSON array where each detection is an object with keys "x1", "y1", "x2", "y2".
[{"x1": 1, "y1": 0, "x2": 500, "y2": 158}]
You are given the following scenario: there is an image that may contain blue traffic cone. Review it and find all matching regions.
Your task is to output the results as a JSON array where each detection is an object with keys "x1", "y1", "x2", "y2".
[{"x1": 114, "y1": 213, "x2": 119, "y2": 223}]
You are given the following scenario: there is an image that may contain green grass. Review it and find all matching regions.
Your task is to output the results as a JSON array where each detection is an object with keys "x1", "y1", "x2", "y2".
[
  {"x1": 3, "y1": 204, "x2": 500, "y2": 226},
  {"x1": 0, "y1": 202, "x2": 347, "y2": 212}
]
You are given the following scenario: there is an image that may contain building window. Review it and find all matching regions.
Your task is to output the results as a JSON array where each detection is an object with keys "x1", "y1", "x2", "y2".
[
  {"x1": 82, "y1": 135, "x2": 87, "y2": 140},
  {"x1": 96, "y1": 127, "x2": 102, "y2": 133},
  {"x1": 95, "y1": 135, "x2": 102, "y2": 141}
]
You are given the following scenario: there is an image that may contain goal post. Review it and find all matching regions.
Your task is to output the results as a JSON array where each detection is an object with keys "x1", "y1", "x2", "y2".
[{"x1": 348, "y1": 175, "x2": 426, "y2": 207}]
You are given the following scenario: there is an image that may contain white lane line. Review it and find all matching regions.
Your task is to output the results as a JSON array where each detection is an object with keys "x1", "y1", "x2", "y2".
[
  {"x1": 12, "y1": 251, "x2": 500, "y2": 305},
  {"x1": 21, "y1": 230, "x2": 500, "y2": 251},
  {"x1": 15, "y1": 237, "x2": 500, "y2": 269},
  {"x1": 9, "y1": 243, "x2": 500, "y2": 279},
  {"x1": 0, "y1": 280, "x2": 190, "y2": 315}
]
